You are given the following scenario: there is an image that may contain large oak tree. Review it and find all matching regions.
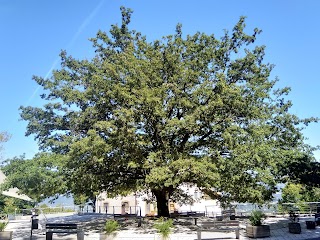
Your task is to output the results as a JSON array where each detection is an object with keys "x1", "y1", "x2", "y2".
[{"x1": 20, "y1": 7, "x2": 316, "y2": 217}]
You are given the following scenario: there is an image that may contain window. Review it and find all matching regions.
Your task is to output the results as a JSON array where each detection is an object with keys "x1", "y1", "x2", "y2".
[
  {"x1": 104, "y1": 202, "x2": 109, "y2": 210},
  {"x1": 194, "y1": 190, "x2": 199, "y2": 199},
  {"x1": 121, "y1": 201, "x2": 129, "y2": 214}
]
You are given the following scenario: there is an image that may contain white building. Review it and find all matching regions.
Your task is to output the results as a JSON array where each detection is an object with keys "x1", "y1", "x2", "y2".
[{"x1": 96, "y1": 185, "x2": 221, "y2": 217}]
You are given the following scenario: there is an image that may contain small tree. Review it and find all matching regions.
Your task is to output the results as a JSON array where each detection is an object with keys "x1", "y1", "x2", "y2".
[
  {"x1": 281, "y1": 183, "x2": 303, "y2": 204},
  {"x1": 3, "y1": 198, "x2": 16, "y2": 215},
  {"x1": 1, "y1": 153, "x2": 67, "y2": 202},
  {"x1": 73, "y1": 194, "x2": 88, "y2": 212},
  {"x1": 282, "y1": 183, "x2": 320, "y2": 203}
]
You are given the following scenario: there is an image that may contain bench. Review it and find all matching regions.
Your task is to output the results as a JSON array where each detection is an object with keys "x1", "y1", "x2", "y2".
[
  {"x1": 222, "y1": 209, "x2": 236, "y2": 220},
  {"x1": 113, "y1": 213, "x2": 137, "y2": 219},
  {"x1": 170, "y1": 211, "x2": 205, "y2": 225},
  {"x1": 197, "y1": 220, "x2": 240, "y2": 239},
  {"x1": 114, "y1": 214, "x2": 142, "y2": 227},
  {"x1": 45, "y1": 223, "x2": 84, "y2": 240},
  {"x1": 170, "y1": 211, "x2": 205, "y2": 217}
]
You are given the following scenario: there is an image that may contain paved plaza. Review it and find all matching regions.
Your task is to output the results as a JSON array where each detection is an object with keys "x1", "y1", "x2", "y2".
[{"x1": 5, "y1": 213, "x2": 320, "y2": 240}]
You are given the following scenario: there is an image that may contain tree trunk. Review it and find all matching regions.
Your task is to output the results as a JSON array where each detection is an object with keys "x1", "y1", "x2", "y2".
[
  {"x1": 153, "y1": 189, "x2": 170, "y2": 217},
  {"x1": 90, "y1": 195, "x2": 97, "y2": 213}
]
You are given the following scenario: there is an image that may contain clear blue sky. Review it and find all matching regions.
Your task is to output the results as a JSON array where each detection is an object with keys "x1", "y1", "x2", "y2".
[{"x1": 1, "y1": 0, "x2": 320, "y2": 160}]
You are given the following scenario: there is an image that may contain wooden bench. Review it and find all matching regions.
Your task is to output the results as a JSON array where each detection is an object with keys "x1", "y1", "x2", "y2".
[
  {"x1": 170, "y1": 211, "x2": 205, "y2": 225},
  {"x1": 45, "y1": 223, "x2": 84, "y2": 240},
  {"x1": 114, "y1": 214, "x2": 142, "y2": 227},
  {"x1": 170, "y1": 211, "x2": 205, "y2": 217},
  {"x1": 197, "y1": 220, "x2": 240, "y2": 239},
  {"x1": 222, "y1": 209, "x2": 236, "y2": 220},
  {"x1": 113, "y1": 213, "x2": 137, "y2": 219}
]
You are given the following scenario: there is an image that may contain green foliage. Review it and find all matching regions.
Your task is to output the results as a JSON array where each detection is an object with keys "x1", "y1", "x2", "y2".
[
  {"x1": 1, "y1": 153, "x2": 99, "y2": 212},
  {"x1": 301, "y1": 187, "x2": 320, "y2": 202},
  {"x1": 19, "y1": 7, "x2": 317, "y2": 216},
  {"x1": 39, "y1": 206, "x2": 74, "y2": 214},
  {"x1": 73, "y1": 194, "x2": 88, "y2": 206},
  {"x1": 3, "y1": 198, "x2": 16, "y2": 214},
  {"x1": 281, "y1": 183, "x2": 303, "y2": 203},
  {"x1": 39, "y1": 203, "x2": 49, "y2": 209},
  {"x1": 0, "y1": 195, "x2": 32, "y2": 214},
  {"x1": 1, "y1": 153, "x2": 67, "y2": 202},
  {"x1": 281, "y1": 183, "x2": 320, "y2": 204},
  {"x1": 249, "y1": 210, "x2": 266, "y2": 226},
  {"x1": 104, "y1": 220, "x2": 119, "y2": 235},
  {"x1": 280, "y1": 154, "x2": 320, "y2": 188},
  {"x1": 154, "y1": 217, "x2": 173, "y2": 239},
  {"x1": 0, "y1": 221, "x2": 8, "y2": 231}
]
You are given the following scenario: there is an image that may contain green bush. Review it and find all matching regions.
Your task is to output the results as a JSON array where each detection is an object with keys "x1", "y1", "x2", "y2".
[
  {"x1": 154, "y1": 217, "x2": 173, "y2": 240},
  {"x1": 0, "y1": 221, "x2": 8, "y2": 231},
  {"x1": 249, "y1": 210, "x2": 266, "y2": 226},
  {"x1": 104, "y1": 220, "x2": 119, "y2": 235}
]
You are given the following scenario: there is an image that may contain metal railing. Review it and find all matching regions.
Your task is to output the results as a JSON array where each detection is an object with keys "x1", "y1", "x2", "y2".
[{"x1": 228, "y1": 202, "x2": 320, "y2": 216}]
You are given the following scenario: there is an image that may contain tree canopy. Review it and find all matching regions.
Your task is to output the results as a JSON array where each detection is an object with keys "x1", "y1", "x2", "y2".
[
  {"x1": 281, "y1": 183, "x2": 320, "y2": 204},
  {"x1": 19, "y1": 7, "x2": 317, "y2": 216},
  {"x1": 1, "y1": 153, "x2": 67, "y2": 203},
  {"x1": 1, "y1": 153, "x2": 98, "y2": 208},
  {"x1": 282, "y1": 154, "x2": 320, "y2": 187},
  {"x1": 0, "y1": 132, "x2": 34, "y2": 212}
]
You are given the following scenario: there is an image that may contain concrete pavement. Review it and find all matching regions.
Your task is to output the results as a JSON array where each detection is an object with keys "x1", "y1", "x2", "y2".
[{"x1": 5, "y1": 213, "x2": 320, "y2": 239}]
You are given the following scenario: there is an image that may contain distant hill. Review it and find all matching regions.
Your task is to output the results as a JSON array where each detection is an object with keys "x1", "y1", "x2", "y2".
[{"x1": 40, "y1": 195, "x2": 74, "y2": 207}]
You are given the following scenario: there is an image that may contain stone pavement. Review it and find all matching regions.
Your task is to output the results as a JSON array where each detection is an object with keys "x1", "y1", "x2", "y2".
[{"x1": 5, "y1": 213, "x2": 320, "y2": 240}]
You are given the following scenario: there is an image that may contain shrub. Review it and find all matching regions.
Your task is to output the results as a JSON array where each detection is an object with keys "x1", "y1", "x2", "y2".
[
  {"x1": 154, "y1": 217, "x2": 173, "y2": 240},
  {"x1": 104, "y1": 220, "x2": 119, "y2": 235},
  {"x1": 249, "y1": 210, "x2": 266, "y2": 226},
  {"x1": 0, "y1": 221, "x2": 8, "y2": 231}
]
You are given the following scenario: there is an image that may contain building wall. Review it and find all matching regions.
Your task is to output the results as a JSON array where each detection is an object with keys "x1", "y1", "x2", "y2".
[
  {"x1": 96, "y1": 186, "x2": 222, "y2": 216},
  {"x1": 97, "y1": 192, "x2": 137, "y2": 215},
  {"x1": 171, "y1": 185, "x2": 221, "y2": 216}
]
